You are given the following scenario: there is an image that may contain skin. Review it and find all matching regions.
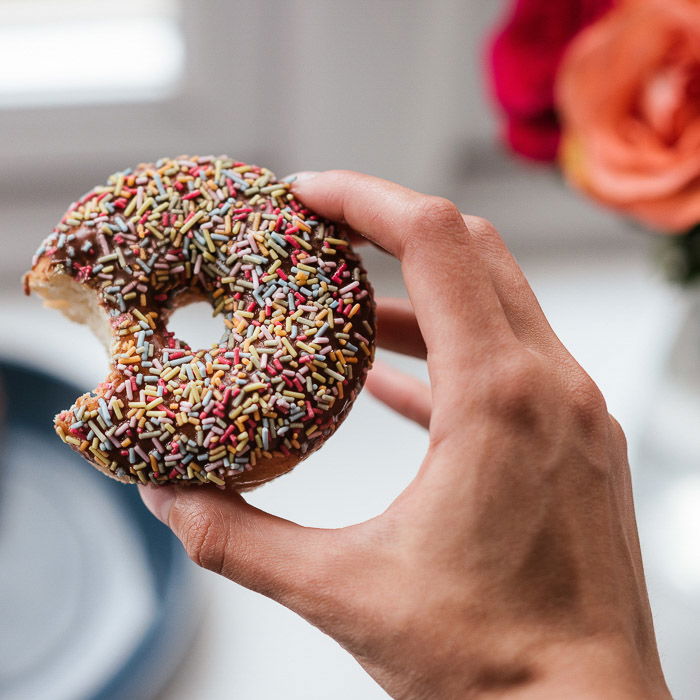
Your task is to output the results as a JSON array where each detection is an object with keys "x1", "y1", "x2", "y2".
[{"x1": 140, "y1": 171, "x2": 670, "y2": 699}]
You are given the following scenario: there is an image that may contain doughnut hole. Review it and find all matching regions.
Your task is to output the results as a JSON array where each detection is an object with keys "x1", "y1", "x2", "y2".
[{"x1": 167, "y1": 300, "x2": 227, "y2": 351}]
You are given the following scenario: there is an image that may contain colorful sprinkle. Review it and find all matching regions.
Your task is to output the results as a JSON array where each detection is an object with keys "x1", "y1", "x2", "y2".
[{"x1": 28, "y1": 156, "x2": 375, "y2": 488}]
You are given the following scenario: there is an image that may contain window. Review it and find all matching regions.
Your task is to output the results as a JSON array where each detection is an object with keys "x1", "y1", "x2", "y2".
[{"x1": 0, "y1": 0, "x2": 183, "y2": 109}]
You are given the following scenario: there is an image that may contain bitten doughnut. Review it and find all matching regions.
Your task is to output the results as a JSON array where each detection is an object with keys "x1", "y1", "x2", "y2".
[{"x1": 25, "y1": 156, "x2": 375, "y2": 489}]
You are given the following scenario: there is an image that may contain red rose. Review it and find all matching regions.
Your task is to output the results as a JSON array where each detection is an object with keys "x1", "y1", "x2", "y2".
[{"x1": 486, "y1": 0, "x2": 614, "y2": 161}]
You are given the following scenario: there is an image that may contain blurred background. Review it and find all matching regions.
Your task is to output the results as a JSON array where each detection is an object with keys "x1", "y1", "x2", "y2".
[{"x1": 0, "y1": 1, "x2": 697, "y2": 698}]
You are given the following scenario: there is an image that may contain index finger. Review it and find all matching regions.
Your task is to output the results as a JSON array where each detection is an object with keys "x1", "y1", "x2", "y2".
[{"x1": 292, "y1": 170, "x2": 515, "y2": 369}]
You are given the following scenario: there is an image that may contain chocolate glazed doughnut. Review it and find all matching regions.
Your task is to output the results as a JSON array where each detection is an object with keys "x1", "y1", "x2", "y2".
[{"x1": 25, "y1": 156, "x2": 375, "y2": 489}]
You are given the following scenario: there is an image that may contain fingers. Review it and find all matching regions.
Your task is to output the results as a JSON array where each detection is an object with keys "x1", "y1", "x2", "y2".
[
  {"x1": 293, "y1": 171, "x2": 514, "y2": 370},
  {"x1": 463, "y1": 215, "x2": 566, "y2": 356},
  {"x1": 376, "y1": 297, "x2": 426, "y2": 358},
  {"x1": 366, "y1": 359, "x2": 431, "y2": 429},
  {"x1": 294, "y1": 170, "x2": 449, "y2": 259},
  {"x1": 139, "y1": 485, "x2": 351, "y2": 614},
  {"x1": 372, "y1": 219, "x2": 565, "y2": 358}
]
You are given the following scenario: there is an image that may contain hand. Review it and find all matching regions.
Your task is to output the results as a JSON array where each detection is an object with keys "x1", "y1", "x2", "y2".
[{"x1": 140, "y1": 171, "x2": 669, "y2": 699}]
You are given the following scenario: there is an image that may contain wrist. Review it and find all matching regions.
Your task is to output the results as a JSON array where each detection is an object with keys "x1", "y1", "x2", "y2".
[
  {"x1": 376, "y1": 625, "x2": 668, "y2": 700},
  {"x1": 478, "y1": 634, "x2": 669, "y2": 700}
]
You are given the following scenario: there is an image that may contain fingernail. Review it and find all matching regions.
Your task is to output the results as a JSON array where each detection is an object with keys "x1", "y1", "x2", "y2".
[
  {"x1": 138, "y1": 485, "x2": 176, "y2": 524},
  {"x1": 284, "y1": 171, "x2": 319, "y2": 184}
]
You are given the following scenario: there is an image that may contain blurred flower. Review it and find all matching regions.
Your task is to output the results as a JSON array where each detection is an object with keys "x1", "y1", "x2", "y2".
[
  {"x1": 487, "y1": 0, "x2": 613, "y2": 161},
  {"x1": 557, "y1": 0, "x2": 700, "y2": 233}
]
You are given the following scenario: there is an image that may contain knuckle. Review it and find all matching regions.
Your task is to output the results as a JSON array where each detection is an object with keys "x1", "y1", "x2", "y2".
[
  {"x1": 177, "y1": 506, "x2": 228, "y2": 575},
  {"x1": 608, "y1": 413, "x2": 629, "y2": 452},
  {"x1": 463, "y1": 215, "x2": 497, "y2": 237},
  {"x1": 483, "y1": 351, "x2": 552, "y2": 432},
  {"x1": 463, "y1": 216, "x2": 505, "y2": 259},
  {"x1": 412, "y1": 196, "x2": 463, "y2": 230},
  {"x1": 489, "y1": 351, "x2": 544, "y2": 399},
  {"x1": 430, "y1": 195, "x2": 462, "y2": 222},
  {"x1": 402, "y1": 196, "x2": 465, "y2": 259},
  {"x1": 565, "y1": 372, "x2": 609, "y2": 433}
]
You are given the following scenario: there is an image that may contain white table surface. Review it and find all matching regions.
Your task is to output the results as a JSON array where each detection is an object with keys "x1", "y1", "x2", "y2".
[{"x1": 0, "y1": 238, "x2": 689, "y2": 699}]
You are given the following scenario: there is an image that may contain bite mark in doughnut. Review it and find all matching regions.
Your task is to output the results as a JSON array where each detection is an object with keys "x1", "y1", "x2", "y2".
[{"x1": 25, "y1": 156, "x2": 375, "y2": 489}]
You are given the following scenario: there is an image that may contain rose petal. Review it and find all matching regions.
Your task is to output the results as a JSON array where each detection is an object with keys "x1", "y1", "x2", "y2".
[
  {"x1": 487, "y1": 0, "x2": 613, "y2": 161},
  {"x1": 557, "y1": 0, "x2": 700, "y2": 232}
]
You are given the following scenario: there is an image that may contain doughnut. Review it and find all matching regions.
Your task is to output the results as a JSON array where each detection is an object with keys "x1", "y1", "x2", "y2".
[{"x1": 25, "y1": 156, "x2": 375, "y2": 489}]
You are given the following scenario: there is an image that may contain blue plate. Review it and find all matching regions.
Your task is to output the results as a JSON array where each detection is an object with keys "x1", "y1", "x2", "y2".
[{"x1": 0, "y1": 360, "x2": 197, "y2": 700}]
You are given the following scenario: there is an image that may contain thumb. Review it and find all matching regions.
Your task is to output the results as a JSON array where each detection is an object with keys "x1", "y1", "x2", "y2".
[{"x1": 139, "y1": 485, "x2": 350, "y2": 611}]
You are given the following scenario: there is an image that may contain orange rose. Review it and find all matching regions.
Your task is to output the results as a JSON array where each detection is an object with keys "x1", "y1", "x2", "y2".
[{"x1": 557, "y1": 0, "x2": 700, "y2": 232}]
